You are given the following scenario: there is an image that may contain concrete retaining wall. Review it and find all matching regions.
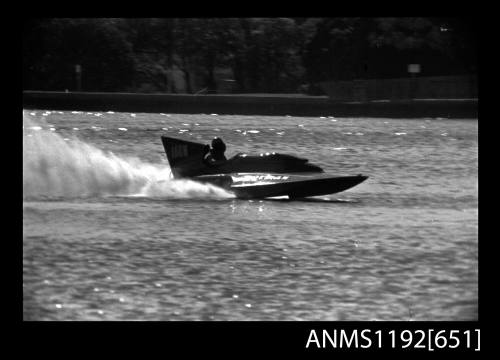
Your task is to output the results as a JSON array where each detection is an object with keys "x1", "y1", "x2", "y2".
[{"x1": 320, "y1": 75, "x2": 478, "y2": 102}]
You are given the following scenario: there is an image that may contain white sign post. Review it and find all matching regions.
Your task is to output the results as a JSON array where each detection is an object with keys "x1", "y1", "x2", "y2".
[
  {"x1": 408, "y1": 64, "x2": 420, "y2": 99},
  {"x1": 75, "y1": 64, "x2": 82, "y2": 91}
]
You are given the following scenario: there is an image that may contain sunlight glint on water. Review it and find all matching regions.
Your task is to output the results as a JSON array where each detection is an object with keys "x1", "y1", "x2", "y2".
[{"x1": 23, "y1": 110, "x2": 477, "y2": 321}]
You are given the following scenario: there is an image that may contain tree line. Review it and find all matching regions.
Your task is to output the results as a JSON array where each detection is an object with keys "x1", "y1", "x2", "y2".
[{"x1": 23, "y1": 18, "x2": 477, "y2": 94}]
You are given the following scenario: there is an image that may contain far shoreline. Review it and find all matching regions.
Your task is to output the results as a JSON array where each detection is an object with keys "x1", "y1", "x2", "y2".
[{"x1": 22, "y1": 91, "x2": 478, "y2": 119}]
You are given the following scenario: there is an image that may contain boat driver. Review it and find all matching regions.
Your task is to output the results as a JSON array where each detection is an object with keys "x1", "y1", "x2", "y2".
[{"x1": 204, "y1": 137, "x2": 227, "y2": 165}]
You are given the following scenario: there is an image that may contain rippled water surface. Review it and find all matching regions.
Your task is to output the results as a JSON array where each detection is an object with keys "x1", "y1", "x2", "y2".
[{"x1": 23, "y1": 110, "x2": 478, "y2": 321}]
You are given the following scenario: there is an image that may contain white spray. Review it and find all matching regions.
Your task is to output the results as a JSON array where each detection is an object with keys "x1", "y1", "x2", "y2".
[{"x1": 22, "y1": 112, "x2": 233, "y2": 199}]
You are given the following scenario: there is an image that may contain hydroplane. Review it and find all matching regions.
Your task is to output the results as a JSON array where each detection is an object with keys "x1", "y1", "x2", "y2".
[{"x1": 161, "y1": 135, "x2": 368, "y2": 199}]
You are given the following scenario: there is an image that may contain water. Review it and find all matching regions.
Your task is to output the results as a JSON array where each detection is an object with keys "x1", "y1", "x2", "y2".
[{"x1": 23, "y1": 110, "x2": 478, "y2": 321}]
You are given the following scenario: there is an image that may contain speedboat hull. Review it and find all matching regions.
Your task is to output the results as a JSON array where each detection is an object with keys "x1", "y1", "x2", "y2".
[{"x1": 193, "y1": 173, "x2": 368, "y2": 199}]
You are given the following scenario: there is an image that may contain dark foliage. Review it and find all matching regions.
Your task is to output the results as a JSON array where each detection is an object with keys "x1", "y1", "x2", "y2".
[{"x1": 23, "y1": 18, "x2": 477, "y2": 93}]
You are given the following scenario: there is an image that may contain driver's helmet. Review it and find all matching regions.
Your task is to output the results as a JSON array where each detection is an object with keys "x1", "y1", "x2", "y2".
[{"x1": 211, "y1": 137, "x2": 226, "y2": 153}]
